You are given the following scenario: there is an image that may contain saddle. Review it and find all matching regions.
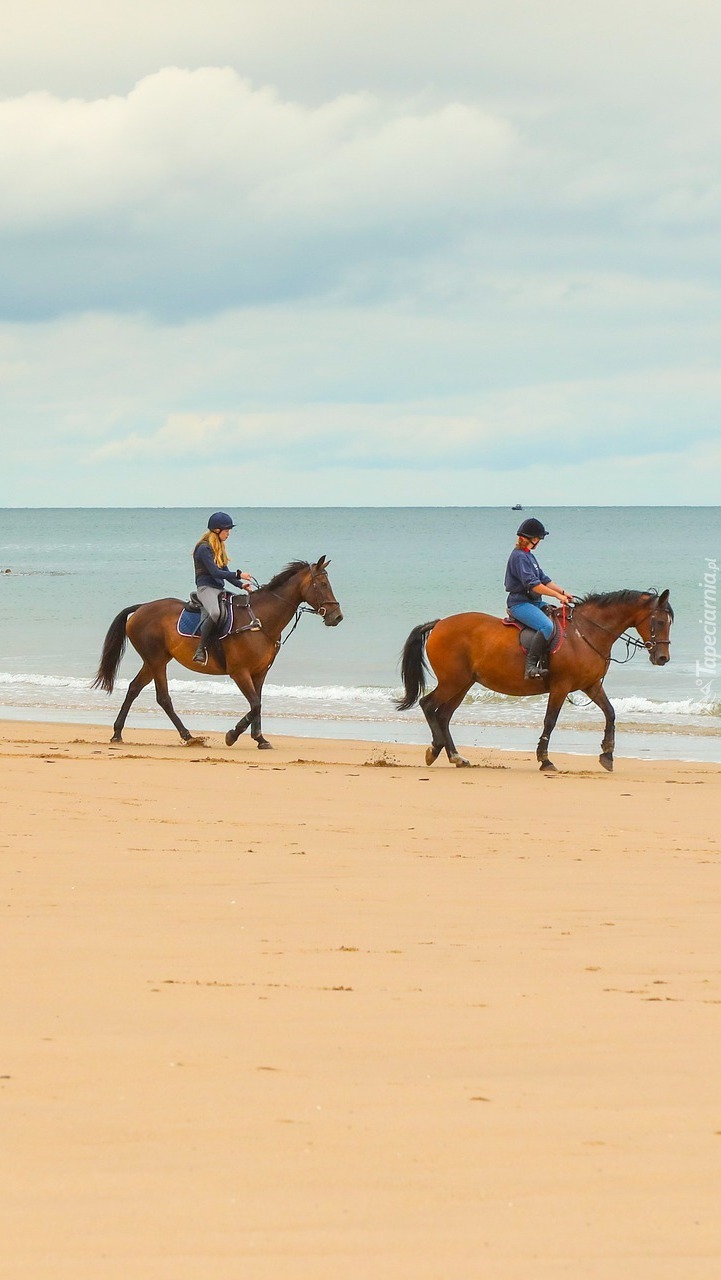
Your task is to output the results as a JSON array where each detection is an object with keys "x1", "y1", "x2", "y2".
[
  {"x1": 501, "y1": 608, "x2": 566, "y2": 656},
  {"x1": 176, "y1": 591, "x2": 260, "y2": 639}
]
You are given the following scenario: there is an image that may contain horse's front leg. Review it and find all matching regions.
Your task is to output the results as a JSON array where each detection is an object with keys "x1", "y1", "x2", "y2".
[
  {"x1": 584, "y1": 680, "x2": 616, "y2": 771},
  {"x1": 248, "y1": 673, "x2": 272, "y2": 750},
  {"x1": 250, "y1": 699, "x2": 271, "y2": 750},
  {"x1": 225, "y1": 671, "x2": 270, "y2": 749},
  {"x1": 536, "y1": 687, "x2": 568, "y2": 772},
  {"x1": 225, "y1": 707, "x2": 254, "y2": 746}
]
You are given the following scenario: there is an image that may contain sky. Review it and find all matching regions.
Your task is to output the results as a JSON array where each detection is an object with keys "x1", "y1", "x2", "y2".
[{"x1": 1, "y1": 0, "x2": 720, "y2": 506}]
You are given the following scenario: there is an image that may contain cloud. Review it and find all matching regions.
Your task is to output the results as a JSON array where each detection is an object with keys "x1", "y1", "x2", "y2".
[
  {"x1": 2, "y1": 34, "x2": 720, "y2": 324},
  {"x1": 88, "y1": 366, "x2": 721, "y2": 476},
  {"x1": 2, "y1": 4, "x2": 721, "y2": 504},
  {"x1": 0, "y1": 69, "x2": 522, "y2": 318},
  {"x1": 4, "y1": 0, "x2": 721, "y2": 112},
  {"x1": 2, "y1": 300, "x2": 721, "y2": 481}
]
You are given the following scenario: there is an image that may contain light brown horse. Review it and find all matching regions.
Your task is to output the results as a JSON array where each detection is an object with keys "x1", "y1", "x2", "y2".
[
  {"x1": 93, "y1": 557, "x2": 342, "y2": 747},
  {"x1": 397, "y1": 589, "x2": 673, "y2": 772}
]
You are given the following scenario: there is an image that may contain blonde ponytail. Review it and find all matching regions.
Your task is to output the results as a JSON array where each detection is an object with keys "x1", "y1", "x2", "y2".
[{"x1": 194, "y1": 530, "x2": 229, "y2": 569}]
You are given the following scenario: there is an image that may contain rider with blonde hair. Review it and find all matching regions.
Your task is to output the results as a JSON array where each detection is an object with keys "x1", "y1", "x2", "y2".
[
  {"x1": 192, "y1": 512, "x2": 253, "y2": 664},
  {"x1": 505, "y1": 517, "x2": 574, "y2": 678}
]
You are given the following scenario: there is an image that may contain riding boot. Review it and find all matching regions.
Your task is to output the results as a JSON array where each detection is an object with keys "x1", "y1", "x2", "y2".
[
  {"x1": 524, "y1": 628, "x2": 549, "y2": 679},
  {"x1": 193, "y1": 614, "x2": 215, "y2": 664}
]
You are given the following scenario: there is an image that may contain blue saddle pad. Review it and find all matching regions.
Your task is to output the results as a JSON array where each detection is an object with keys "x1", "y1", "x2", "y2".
[{"x1": 177, "y1": 594, "x2": 235, "y2": 639}]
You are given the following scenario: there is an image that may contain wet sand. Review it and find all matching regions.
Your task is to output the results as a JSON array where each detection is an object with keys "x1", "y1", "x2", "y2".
[{"x1": 1, "y1": 720, "x2": 720, "y2": 1278}]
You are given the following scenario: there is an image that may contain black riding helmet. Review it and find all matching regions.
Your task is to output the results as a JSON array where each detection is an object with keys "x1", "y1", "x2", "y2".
[
  {"x1": 517, "y1": 517, "x2": 549, "y2": 539},
  {"x1": 207, "y1": 511, "x2": 235, "y2": 531}
]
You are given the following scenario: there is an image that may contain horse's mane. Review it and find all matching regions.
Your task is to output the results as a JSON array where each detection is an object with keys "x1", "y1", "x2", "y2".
[
  {"x1": 576, "y1": 588, "x2": 655, "y2": 609},
  {"x1": 576, "y1": 587, "x2": 673, "y2": 619},
  {"x1": 259, "y1": 560, "x2": 310, "y2": 592}
]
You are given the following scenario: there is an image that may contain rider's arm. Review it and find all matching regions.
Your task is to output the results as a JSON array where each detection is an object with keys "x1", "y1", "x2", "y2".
[
  {"x1": 196, "y1": 543, "x2": 245, "y2": 585},
  {"x1": 533, "y1": 581, "x2": 573, "y2": 603}
]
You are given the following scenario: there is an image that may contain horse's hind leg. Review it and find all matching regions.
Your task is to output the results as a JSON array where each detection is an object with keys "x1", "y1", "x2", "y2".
[
  {"x1": 152, "y1": 664, "x2": 202, "y2": 744},
  {"x1": 584, "y1": 681, "x2": 616, "y2": 771},
  {"x1": 111, "y1": 662, "x2": 153, "y2": 742},
  {"x1": 435, "y1": 684, "x2": 473, "y2": 767},
  {"x1": 419, "y1": 691, "x2": 445, "y2": 765}
]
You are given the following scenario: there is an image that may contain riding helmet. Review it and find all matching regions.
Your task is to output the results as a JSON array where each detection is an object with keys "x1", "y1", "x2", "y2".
[
  {"x1": 517, "y1": 517, "x2": 549, "y2": 539},
  {"x1": 207, "y1": 511, "x2": 235, "y2": 531}
]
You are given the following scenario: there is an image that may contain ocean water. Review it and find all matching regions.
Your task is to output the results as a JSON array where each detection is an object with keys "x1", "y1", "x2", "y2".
[{"x1": 0, "y1": 507, "x2": 718, "y2": 762}]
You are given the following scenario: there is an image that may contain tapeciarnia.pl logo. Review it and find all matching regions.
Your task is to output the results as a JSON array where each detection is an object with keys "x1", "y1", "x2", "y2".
[{"x1": 696, "y1": 557, "x2": 718, "y2": 697}]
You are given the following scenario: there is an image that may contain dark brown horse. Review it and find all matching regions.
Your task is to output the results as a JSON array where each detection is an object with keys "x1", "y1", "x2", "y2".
[
  {"x1": 93, "y1": 557, "x2": 342, "y2": 747},
  {"x1": 397, "y1": 589, "x2": 673, "y2": 772}
]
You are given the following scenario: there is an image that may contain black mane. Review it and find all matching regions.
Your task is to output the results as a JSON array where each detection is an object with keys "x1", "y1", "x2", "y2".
[
  {"x1": 576, "y1": 588, "x2": 656, "y2": 609},
  {"x1": 576, "y1": 587, "x2": 674, "y2": 621},
  {"x1": 260, "y1": 560, "x2": 310, "y2": 592}
]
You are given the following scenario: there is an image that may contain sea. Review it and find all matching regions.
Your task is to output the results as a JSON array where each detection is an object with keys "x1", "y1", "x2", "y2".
[{"x1": 0, "y1": 507, "x2": 719, "y2": 763}]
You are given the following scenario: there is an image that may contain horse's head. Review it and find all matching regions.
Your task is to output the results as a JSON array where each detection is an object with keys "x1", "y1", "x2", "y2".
[
  {"x1": 303, "y1": 555, "x2": 343, "y2": 626},
  {"x1": 636, "y1": 589, "x2": 673, "y2": 665}
]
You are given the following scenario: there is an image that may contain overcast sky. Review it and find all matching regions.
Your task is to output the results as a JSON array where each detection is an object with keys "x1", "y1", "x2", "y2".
[{"x1": 2, "y1": 0, "x2": 720, "y2": 505}]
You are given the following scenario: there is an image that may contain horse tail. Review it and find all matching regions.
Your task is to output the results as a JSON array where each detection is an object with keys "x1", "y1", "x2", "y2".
[
  {"x1": 396, "y1": 620, "x2": 440, "y2": 711},
  {"x1": 92, "y1": 605, "x2": 145, "y2": 693}
]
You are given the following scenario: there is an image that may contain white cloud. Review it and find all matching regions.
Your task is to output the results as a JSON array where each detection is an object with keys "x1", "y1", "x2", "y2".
[
  {"x1": 87, "y1": 367, "x2": 721, "y2": 474},
  {"x1": 4, "y1": 0, "x2": 721, "y2": 113},
  {"x1": 2, "y1": 2, "x2": 721, "y2": 503},
  {"x1": 0, "y1": 70, "x2": 517, "y2": 234}
]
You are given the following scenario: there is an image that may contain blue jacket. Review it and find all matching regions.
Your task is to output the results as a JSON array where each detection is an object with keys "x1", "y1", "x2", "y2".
[
  {"x1": 504, "y1": 547, "x2": 551, "y2": 608},
  {"x1": 193, "y1": 542, "x2": 241, "y2": 590}
]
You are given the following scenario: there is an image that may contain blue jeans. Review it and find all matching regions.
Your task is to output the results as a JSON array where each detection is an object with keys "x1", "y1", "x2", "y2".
[{"x1": 509, "y1": 601, "x2": 554, "y2": 639}]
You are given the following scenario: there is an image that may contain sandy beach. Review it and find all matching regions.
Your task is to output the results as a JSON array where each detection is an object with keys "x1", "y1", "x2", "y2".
[{"x1": 2, "y1": 718, "x2": 721, "y2": 1278}]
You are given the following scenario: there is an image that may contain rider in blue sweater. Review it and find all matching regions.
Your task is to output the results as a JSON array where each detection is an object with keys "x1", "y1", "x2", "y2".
[{"x1": 505, "y1": 518, "x2": 573, "y2": 678}]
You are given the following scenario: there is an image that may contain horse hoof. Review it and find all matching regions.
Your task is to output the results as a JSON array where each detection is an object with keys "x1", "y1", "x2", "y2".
[
  {"x1": 110, "y1": 733, "x2": 122, "y2": 744},
  {"x1": 599, "y1": 753, "x2": 614, "y2": 772},
  {"x1": 451, "y1": 754, "x2": 471, "y2": 768},
  {"x1": 539, "y1": 759, "x2": 557, "y2": 772},
  {"x1": 425, "y1": 747, "x2": 441, "y2": 767},
  {"x1": 225, "y1": 731, "x2": 238, "y2": 747},
  {"x1": 257, "y1": 740, "x2": 273, "y2": 750},
  {"x1": 184, "y1": 736, "x2": 207, "y2": 747}
]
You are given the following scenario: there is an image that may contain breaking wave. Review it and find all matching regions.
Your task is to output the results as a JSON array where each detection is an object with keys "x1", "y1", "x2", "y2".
[{"x1": 0, "y1": 670, "x2": 719, "y2": 729}]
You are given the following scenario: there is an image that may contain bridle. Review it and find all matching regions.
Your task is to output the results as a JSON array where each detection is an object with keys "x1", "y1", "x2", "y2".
[
  {"x1": 572, "y1": 597, "x2": 671, "y2": 665},
  {"x1": 304, "y1": 564, "x2": 340, "y2": 619},
  {"x1": 254, "y1": 564, "x2": 340, "y2": 646}
]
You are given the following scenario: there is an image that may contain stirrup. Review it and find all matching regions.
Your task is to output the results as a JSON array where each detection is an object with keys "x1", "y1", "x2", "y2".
[
  {"x1": 193, "y1": 645, "x2": 208, "y2": 664},
  {"x1": 525, "y1": 659, "x2": 545, "y2": 679}
]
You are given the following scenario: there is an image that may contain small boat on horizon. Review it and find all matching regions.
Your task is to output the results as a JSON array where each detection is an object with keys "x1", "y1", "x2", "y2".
[{"x1": 511, "y1": 503, "x2": 523, "y2": 511}]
